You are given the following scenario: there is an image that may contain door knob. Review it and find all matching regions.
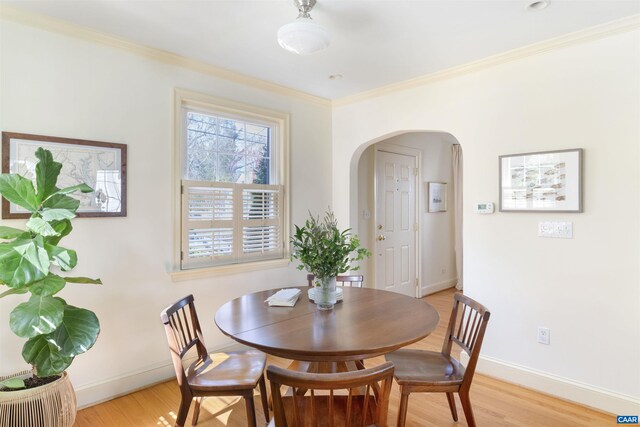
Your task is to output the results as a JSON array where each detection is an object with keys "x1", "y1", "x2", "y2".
[{"x1": 377, "y1": 235, "x2": 386, "y2": 241}]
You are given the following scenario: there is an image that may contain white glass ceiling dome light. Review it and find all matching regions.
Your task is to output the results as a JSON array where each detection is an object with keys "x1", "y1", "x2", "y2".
[{"x1": 278, "y1": 0, "x2": 330, "y2": 55}]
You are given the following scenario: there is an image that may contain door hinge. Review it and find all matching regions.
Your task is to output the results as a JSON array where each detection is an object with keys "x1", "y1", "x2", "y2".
[
  {"x1": 180, "y1": 185, "x2": 184, "y2": 195},
  {"x1": 414, "y1": 223, "x2": 418, "y2": 231},
  {"x1": 180, "y1": 251, "x2": 184, "y2": 261},
  {"x1": 414, "y1": 167, "x2": 418, "y2": 176},
  {"x1": 415, "y1": 278, "x2": 419, "y2": 289}
]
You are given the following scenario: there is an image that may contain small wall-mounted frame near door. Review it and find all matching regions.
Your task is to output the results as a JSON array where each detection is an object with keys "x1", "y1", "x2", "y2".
[
  {"x1": 2, "y1": 132, "x2": 127, "y2": 218},
  {"x1": 427, "y1": 182, "x2": 447, "y2": 212}
]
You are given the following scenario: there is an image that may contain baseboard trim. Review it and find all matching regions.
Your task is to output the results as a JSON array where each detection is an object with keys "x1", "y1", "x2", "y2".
[
  {"x1": 421, "y1": 278, "x2": 457, "y2": 296},
  {"x1": 74, "y1": 342, "x2": 249, "y2": 409},
  {"x1": 461, "y1": 353, "x2": 640, "y2": 415}
]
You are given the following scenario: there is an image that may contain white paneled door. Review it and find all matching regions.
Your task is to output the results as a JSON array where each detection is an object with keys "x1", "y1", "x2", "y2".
[{"x1": 375, "y1": 149, "x2": 417, "y2": 297}]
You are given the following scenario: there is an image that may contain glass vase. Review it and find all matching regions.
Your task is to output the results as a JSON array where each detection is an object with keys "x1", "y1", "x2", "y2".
[{"x1": 315, "y1": 276, "x2": 337, "y2": 310}]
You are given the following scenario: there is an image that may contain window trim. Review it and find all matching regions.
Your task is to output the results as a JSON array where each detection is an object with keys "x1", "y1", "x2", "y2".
[{"x1": 172, "y1": 88, "x2": 290, "y2": 278}]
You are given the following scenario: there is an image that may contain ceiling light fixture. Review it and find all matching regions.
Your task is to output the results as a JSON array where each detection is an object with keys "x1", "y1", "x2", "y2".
[{"x1": 277, "y1": 0, "x2": 330, "y2": 55}]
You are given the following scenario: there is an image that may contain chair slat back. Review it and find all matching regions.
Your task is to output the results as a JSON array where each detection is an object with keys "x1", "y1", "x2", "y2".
[
  {"x1": 442, "y1": 293, "x2": 491, "y2": 386},
  {"x1": 307, "y1": 274, "x2": 364, "y2": 288},
  {"x1": 161, "y1": 295, "x2": 209, "y2": 383},
  {"x1": 268, "y1": 362, "x2": 394, "y2": 427},
  {"x1": 443, "y1": 293, "x2": 490, "y2": 356}
]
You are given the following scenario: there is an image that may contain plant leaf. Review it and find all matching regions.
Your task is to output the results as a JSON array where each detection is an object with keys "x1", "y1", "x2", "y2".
[
  {"x1": 48, "y1": 305, "x2": 100, "y2": 357},
  {"x1": 26, "y1": 217, "x2": 59, "y2": 237},
  {"x1": 28, "y1": 274, "x2": 66, "y2": 296},
  {"x1": 0, "y1": 287, "x2": 28, "y2": 299},
  {"x1": 0, "y1": 236, "x2": 50, "y2": 288},
  {"x1": 0, "y1": 378, "x2": 26, "y2": 389},
  {"x1": 42, "y1": 194, "x2": 80, "y2": 212},
  {"x1": 22, "y1": 335, "x2": 73, "y2": 377},
  {"x1": 45, "y1": 244, "x2": 77, "y2": 271},
  {"x1": 41, "y1": 209, "x2": 76, "y2": 222},
  {"x1": 10, "y1": 294, "x2": 64, "y2": 338},
  {"x1": 0, "y1": 174, "x2": 38, "y2": 212},
  {"x1": 63, "y1": 276, "x2": 102, "y2": 284},
  {"x1": 43, "y1": 220, "x2": 73, "y2": 246},
  {"x1": 0, "y1": 226, "x2": 26, "y2": 240},
  {"x1": 35, "y1": 148, "x2": 63, "y2": 203},
  {"x1": 53, "y1": 183, "x2": 94, "y2": 195}
]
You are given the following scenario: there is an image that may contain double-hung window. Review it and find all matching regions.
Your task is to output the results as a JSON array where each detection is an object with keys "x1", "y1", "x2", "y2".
[{"x1": 175, "y1": 90, "x2": 289, "y2": 272}]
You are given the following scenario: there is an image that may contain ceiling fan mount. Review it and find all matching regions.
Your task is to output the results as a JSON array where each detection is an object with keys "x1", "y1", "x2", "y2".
[{"x1": 294, "y1": 0, "x2": 317, "y2": 18}]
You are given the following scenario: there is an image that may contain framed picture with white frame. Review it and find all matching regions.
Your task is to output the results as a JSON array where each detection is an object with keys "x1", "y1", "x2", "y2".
[{"x1": 427, "y1": 182, "x2": 447, "y2": 213}]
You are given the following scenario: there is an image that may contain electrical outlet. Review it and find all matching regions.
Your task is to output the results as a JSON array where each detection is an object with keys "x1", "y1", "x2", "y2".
[{"x1": 537, "y1": 327, "x2": 550, "y2": 345}]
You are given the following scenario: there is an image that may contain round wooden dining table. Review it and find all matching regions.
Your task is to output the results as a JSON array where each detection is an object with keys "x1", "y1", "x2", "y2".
[{"x1": 214, "y1": 286, "x2": 440, "y2": 363}]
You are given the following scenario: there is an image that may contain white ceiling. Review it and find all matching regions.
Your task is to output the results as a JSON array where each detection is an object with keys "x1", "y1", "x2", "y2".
[{"x1": 3, "y1": 0, "x2": 639, "y2": 99}]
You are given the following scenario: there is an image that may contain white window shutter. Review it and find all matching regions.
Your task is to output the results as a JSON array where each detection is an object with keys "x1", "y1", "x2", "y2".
[
  {"x1": 240, "y1": 185, "x2": 284, "y2": 262},
  {"x1": 181, "y1": 180, "x2": 283, "y2": 269}
]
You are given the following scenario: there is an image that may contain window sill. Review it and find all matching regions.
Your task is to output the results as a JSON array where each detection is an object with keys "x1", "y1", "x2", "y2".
[{"x1": 169, "y1": 258, "x2": 290, "y2": 282}]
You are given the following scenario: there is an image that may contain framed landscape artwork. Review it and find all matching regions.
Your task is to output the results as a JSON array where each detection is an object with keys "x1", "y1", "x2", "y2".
[
  {"x1": 499, "y1": 148, "x2": 583, "y2": 212},
  {"x1": 2, "y1": 132, "x2": 127, "y2": 218}
]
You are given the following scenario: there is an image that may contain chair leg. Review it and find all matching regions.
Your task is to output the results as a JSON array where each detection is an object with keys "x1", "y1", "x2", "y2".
[
  {"x1": 258, "y1": 375, "x2": 270, "y2": 422},
  {"x1": 192, "y1": 397, "x2": 202, "y2": 425},
  {"x1": 396, "y1": 387, "x2": 410, "y2": 427},
  {"x1": 244, "y1": 391, "x2": 258, "y2": 427},
  {"x1": 459, "y1": 389, "x2": 476, "y2": 427},
  {"x1": 175, "y1": 395, "x2": 192, "y2": 427},
  {"x1": 446, "y1": 392, "x2": 458, "y2": 421}
]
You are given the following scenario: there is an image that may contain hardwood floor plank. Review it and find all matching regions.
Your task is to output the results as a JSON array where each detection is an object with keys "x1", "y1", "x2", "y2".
[{"x1": 76, "y1": 288, "x2": 612, "y2": 426}]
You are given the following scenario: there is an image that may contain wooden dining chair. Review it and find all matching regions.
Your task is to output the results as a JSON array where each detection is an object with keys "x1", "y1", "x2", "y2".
[
  {"x1": 306, "y1": 274, "x2": 364, "y2": 287},
  {"x1": 267, "y1": 361, "x2": 394, "y2": 427},
  {"x1": 385, "y1": 292, "x2": 491, "y2": 427},
  {"x1": 161, "y1": 295, "x2": 270, "y2": 427}
]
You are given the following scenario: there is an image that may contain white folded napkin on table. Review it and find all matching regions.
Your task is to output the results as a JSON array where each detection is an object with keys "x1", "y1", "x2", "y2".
[{"x1": 265, "y1": 288, "x2": 302, "y2": 307}]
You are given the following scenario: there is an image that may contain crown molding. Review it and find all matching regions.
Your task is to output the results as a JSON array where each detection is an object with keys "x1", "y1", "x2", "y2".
[
  {"x1": 0, "y1": 5, "x2": 332, "y2": 107},
  {"x1": 1, "y1": 5, "x2": 637, "y2": 108},
  {"x1": 333, "y1": 14, "x2": 640, "y2": 107}
]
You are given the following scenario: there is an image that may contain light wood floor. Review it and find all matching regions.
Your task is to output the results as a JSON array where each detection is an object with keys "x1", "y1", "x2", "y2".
[{"x1": 75, "y1": 288, "x2": 612, "y2": 426}]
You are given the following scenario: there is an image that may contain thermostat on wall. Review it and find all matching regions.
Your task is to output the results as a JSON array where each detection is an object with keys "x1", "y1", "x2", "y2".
[{"x1": 475, "y1": 202, "x2": 494, "y2": 214}]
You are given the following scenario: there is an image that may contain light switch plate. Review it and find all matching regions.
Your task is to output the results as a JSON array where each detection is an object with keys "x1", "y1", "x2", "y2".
[{"x1": 538, "y1": 221, "x2": 573, "y2": 238}]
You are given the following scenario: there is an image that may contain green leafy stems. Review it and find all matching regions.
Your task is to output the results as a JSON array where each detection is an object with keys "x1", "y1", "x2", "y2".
[
  {"x1": 290, "y1": 209, "x2": 371, "y2": 282},
  {"x1": 0, "y1": 148, "x2": 101, "y2": 380}
]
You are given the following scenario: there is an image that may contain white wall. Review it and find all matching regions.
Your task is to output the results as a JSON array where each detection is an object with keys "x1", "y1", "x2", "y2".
[
  {"x1": 333, "y1": 29, "x2": 640, "y2": 413},
  {"x1": 0, "y1": 20, "x2": 332, "y2": 406},
  {"x1": 356, "y1": 133, "x2": 457, "y2": 294}
]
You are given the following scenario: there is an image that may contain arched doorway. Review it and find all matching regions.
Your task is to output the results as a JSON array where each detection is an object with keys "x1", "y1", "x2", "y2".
[{"x1": 351, "y1": 131, "x2": 462, "y2": 297}]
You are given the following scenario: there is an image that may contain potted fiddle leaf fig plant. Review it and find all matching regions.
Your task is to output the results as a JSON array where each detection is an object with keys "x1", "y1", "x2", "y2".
[
  {"x1": 0, "y1": 148, "x2": 101, "y2": 427},
  {"x1": 290, "y1": 208, "x2": 370, "y2": 310}
]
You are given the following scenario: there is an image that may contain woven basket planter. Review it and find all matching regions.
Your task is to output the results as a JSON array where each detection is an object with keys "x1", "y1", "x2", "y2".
[{"x1": 0, "y1": 371, "x2": 76, "y2": 427}]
